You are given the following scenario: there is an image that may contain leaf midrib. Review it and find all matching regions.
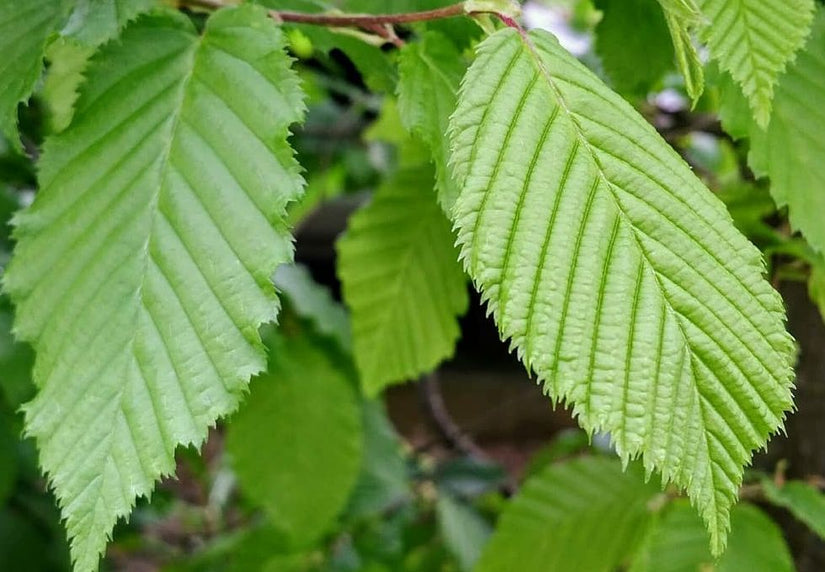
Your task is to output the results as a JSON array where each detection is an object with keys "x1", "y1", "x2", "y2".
[{"x1": 514, "y1": 28, "x2": 723, "y2": 539}]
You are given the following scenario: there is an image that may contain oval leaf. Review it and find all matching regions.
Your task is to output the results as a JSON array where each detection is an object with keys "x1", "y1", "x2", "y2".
[{"x1": 449, "y1": 27, "x2": 794, "y2": 553}]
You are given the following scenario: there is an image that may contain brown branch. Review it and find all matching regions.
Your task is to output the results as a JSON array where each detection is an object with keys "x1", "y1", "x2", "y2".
[
  {"x1": 182, "y1": 0, "x2": 521, "y2": 38},
  {"x1": 420, "y1": 372, "x2": 487, "y2": 459}
]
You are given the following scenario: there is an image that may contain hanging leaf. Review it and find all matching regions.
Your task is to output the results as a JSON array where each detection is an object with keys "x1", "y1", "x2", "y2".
[
  {"x1": 450, "y1": 27, "x2": 794, "y2": 553},
  {"x1": 3, "y1": 7, "x2": 306, "y2": 569}
]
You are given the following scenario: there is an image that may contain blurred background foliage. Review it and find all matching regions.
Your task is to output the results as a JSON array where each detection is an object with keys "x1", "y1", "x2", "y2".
[{"x1": 2, "y1": 0, "x2": 825, "y2": 570}]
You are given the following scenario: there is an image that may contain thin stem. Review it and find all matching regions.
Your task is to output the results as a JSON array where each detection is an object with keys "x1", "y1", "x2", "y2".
[
  {"x1": 275, "y1": 3, "x2": 467, "y2": 27},
  {"x1": 182, "y1": 0, "x2": 522, "y2": 32}
]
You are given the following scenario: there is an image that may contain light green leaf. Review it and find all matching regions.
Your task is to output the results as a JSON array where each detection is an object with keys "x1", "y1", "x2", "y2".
[
  {"x1": 274, "y1": 263, "x2": 351, "y2": 351},
  {"x1": 226, "y1": 331, "x2": 363, "y2": 547},
  {"x1": 631, "y1": 500, "x2": 794, "y2": 571},
  {"x1": 594, "y1": 0, "x2": 674, "y2": 96},
  {"x1": 748, "y1": 9, "x2": 825, "y2": 255},
  {"x1": 476, "y1": 457, "x2": 661, "y2": 571},
  {"x1": 337, "y1": 167, "x2": 468, "y2": 395},
  {"x1": 0, "y1": 0, "x2": 68, "y2": 149},
  {"x1": 397, "y1": 31, "x2": 465, "y2": 213},
  {"x1": 62, "y1": 0, "x2": 159, "y2": 47},
  {"x1": 436, "y1": 493, "x2": 492, "y2": 571},
  {"x1": 3, "y1": 7, "x2": 306, "y2": 569},
  {"x1": 660, "y1": 5, "x2": 704, "y2": 103},
  {"x1": 43, "y1": 38, "x2": 94, "y2": 134},
  {"x1": 763, "y1": 479, "x2": 825, "y2": 540},
  {"x1": 696, "y1": 0, "x2": 815, "y2": 126},
  {"x1": 450, "y1": 28, "x2": 794, "y2": 553}
]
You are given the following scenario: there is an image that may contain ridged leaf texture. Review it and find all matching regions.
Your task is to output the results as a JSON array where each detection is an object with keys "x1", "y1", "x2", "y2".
[
  {"x1": 337, "y1": 167, "x2": 468, "y2": 395},
  {"x1": 3, "y1": 7, "x2": 305, "y2": 569},
  {"x1": 696, "y1": 0, "x2": 815, "y2": 126},
  {"x1": 631, "y1": 500, "x2": 793, "y2": 571},
  {"x1": 748, "y1": 8, "x2": 825, "y2": 255},
  {"x1": 226, "y1": 331, "x2": 363, "y2": 547},
  {"x1": 397, "y1": 31, "x2": 465, "y2": 213},
  {"x1": 0, "y1": 0, "x2": 68, "y2": 148},
  {"x1": 658, "y1": 0, "x2": 704, "y2": 102},
  {"x1": 476, "y1": 457, "x2": 660, "y2": 571},
  {"x1": 449, "y1": 28, "x2": 795, "y2": 553}
]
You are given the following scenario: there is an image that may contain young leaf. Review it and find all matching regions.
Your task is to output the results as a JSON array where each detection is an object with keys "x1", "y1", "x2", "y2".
[
  {"x1": 337, "y1": 167, "x2": 468, "y2": 395},
  {"x1": 659, "y1": 3, "x2": 704, "y2": 103},
  {"x1": 42, "y1": 39, "x2": 93, "y2": 134},
  {"x1": 397, "y1": 31, "x2": 465, "y2": 213},
  {"x1": 593, "y1": 0, "x2": 674, "y2": 97},
  {"x1": 0, "y1": 0, "x2": 68, "y2": 149},
  {"x1": 763, "y1": 479, "x2": 825, "y2": 540},
  {"x1": 476, "y1": 457, "x2": 661, "y2": 572},
  {"x1": 631, "y1": 500, "x2": 794, "y2": 571},
  {"x1": 696, "y1": 0, "x2": 815, "y2": 126},
  {"x1": 748, "y1": 9, "x2": 825, "y2": 255},
  {"x1": 62, "y1": 0, "x2": 159, "y2": 47},
  {"x1": 3, "y1": 7, "x2": 305, "y2": 569},
  {"x1": 226, "y1": 331, "x2": 363, "y2": 547},
  {"x1": 450, "y1": 28, "x2": 795, "y2": 553}
]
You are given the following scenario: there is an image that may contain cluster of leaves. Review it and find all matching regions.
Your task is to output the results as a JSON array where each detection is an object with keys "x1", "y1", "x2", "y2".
[{"x1": 2, "y1": 0, "x2": 825, "y2": 570}]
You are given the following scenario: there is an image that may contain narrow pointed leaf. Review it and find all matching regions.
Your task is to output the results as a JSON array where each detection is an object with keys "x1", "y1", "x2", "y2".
[
  {"x1": 450, "y1": 28, "x2": 794, "y2": 553},
  {"x1": 397, "y1": 31, "x2": 465, "y2": 213},
  {"x1": 659, "y1": 3, "x2": 704, "y2": 103},
  {"x1": 696, "y1": 0, "x2": 815, "y2": 126},
  {"x1": 338, "y1": 167, "x2": 468, "y2": 395},
  {"x1": 3, "y1": 7, "x2": 305, "y2": 569}
]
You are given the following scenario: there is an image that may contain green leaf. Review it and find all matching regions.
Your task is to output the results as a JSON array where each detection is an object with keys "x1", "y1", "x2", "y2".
[
  {"x1": 436, "y1": 493, "x2": 492, "y2": 572},
  {"x1": 593, "y1": 0, "x2": 674, "y2": 96},
  {"x1": 274, "y1": 263, "x2": 351, "y2": 351},
  {"x1": 0, "y1": 0, "x2": 68, "y2": 149},
  {"x1": 226, "y1": 331, "x2": 363, "y2": 547},
  {"x1": 763, "y1": 479, "x2": 825, "y2": 539},
  {"x1": 62, "y1": 0, "x2": 159, "y2": 47},
  {"x1": 345, "y1": 399, "x2": 410, "y2": 520},
  {"x1": 476, "y1": 457, "x2": 661, "y2": 571},
  {"x1": 748, "y1": 9, "x2": 825, "y2": 255},
  {"x1": 450, "y1": 28, "x2": 795, "y2": 553},
  {"x1": 696, "y1": 0, "x2": 815, "y2": 126},
  {"x1": 810, "y1": 258, "x2": 825, "y2": 323},
  {"x1": 397, "y1": 31, "x2": 465, "y2": 213},
  {"x1": 631, "y1": 500, "x2": 794, "y2": 571},
  {"x1": 3, "y1": 7, "x2": 306, "y2": 569},
  {"x1": 337, "y1": 167, "x2": 468, "y2": 395},
  {"x1": 659, "y1": 3, "x2": 704, "y2": 103},
  {"x1": 43, "y1": 38, "x2": 94, "y2": 134}
]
